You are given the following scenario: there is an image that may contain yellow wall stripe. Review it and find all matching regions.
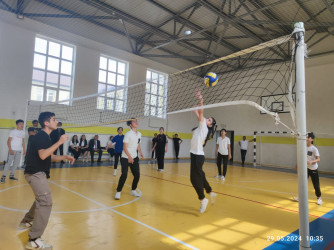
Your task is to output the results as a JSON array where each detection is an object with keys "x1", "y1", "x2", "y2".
[{"x1": 1, "y1": 118, "x2": 334, "y2": 146}]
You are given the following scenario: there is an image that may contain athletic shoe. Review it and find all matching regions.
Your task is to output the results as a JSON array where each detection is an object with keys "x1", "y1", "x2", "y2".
[
  {"x1": 115, "y1": 192, "x2": 121, "y2": 200},
  {"x1": 130, "y1": 190, "x2": 141, "y2": 197},
  {"x1": 317, "y1": 198, "x2": 323, "y2": 205},
  {"x1": 199, "y1": 198, "x2": 209, "y2": 213},
  {"x1": 210, "y1": 192, "x2": 217, "y2": 205},
  {"x1": 220, "y1": 176, "x2": 225, "y2": 181},
  {"x1": 157, "y1": 169, "x2": 164, "y2": 172},
  {"x1": 19, "y1": 221, "x2": 33, "y2": 229},
  {"x1": 214, "y1": 175, "x2": 221, "y2": 178},
  {"x1": 0, "y1": 176, "x2": 5, "y2": 184},
  {"x1": 9, "y1": 176, "x2": 18, "y2": 180},
  {"x1": 113, "y1": 169, "x2": 117, "y2": 176},
  {"x1": 25, "y1": 238, "x2": 52, "y2": 249}
]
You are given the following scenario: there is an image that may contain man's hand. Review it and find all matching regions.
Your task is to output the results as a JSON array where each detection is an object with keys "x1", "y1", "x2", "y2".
[
  {"x1": 140, "y1": 153, "x2": 144, "y2": 159},
  {"x1": 58, "y1": 134, "x2": 69, "y2": 145},
  {"x1": 196, "y1": 89, "x2": 202, "y2": 100},
  {"x1": 229, "y1": 154, "x2": 232, "y2": 160},
  {"x1": 66, "y1": 155, "x2": 75, "y2": 165},
  {"x1": 128, "y1": 156, "x2": 134, "y2": 164},
  {"x1": 9, "y1": 149, "x2": 14, "y2": 155}
]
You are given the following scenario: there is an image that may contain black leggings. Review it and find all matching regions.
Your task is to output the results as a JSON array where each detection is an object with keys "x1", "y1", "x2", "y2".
[
  {"x1": 114, "y1": 153, "x2": 122, "y2": 170},
  {"x1": 190, "y1": 153, "x2": 212, "y2": 200},
  {"x1": 217, "y1": 152, "x2": 228, "y2": 177},
  {"x1": 308, "y1": 168, "x2": 321, "y2": 197},
  {"x1": 116, "y1": 157, "x2": 140, "y2": 192}
]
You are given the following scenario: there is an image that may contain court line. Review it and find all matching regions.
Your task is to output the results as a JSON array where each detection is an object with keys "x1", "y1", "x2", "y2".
[
  {"x1": 50, "y1": 181, "x2": 199, "y2": 250},
  {"x1": 155, "y1": 169, "x2": 334, "y2": 200},
  {"x1": 141, "y1": 174, "x2": 334, "y2": 222},
  {"x1": 0, "y1": 180, "x2": 141, "y2": 214}
]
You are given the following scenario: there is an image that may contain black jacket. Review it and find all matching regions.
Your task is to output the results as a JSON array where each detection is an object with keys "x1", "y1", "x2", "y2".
[
  {"x1": 50, "y1": 128, "x2": 65, "y2": 144},
  {"x1": 89, "y1": 139, "x2": 102, "y2": 150}
]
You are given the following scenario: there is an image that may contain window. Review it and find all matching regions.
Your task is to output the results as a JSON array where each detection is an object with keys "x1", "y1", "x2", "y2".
[
  {"x1": 145, "y1": 69, "x2": 168, "y2": 118},
  {"x1": 31, "y1": 36, "x2": 75, "y2": 104},
  {"x1": 97, "y1": 56, "x2": 128, "y2": 112}
]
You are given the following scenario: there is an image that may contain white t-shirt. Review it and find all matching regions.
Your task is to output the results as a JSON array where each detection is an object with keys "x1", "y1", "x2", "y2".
[
  {"x1": 122, "y1": 129, "x2": 141, "y2": 159},
  {"x1": 9, "y1": 129, "x2": 25, "y2": 151},
  {"x1": 106, "y1": 140, "x2": 115, "y2": 148},
  {"x1": 70, "y1": 141, "x2": 79, "y2": 148},
  {"x1": 240, "y1": 140, "x2": 248, "y2": 150},
  {"x1": 190, "y1": 118, "x2": 208, "y2": 155},
  {"x1": 307, "y1": 145, "x2": 320, "y2": 170},
  {"x1": 217, "y1": 136, "x2": 230, "y2": 155}
]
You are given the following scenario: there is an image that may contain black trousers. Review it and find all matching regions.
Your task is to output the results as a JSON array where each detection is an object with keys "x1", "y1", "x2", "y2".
[
  {"x1": 308, "y1": 168, "x2": 322, "y2": 197},
  {"x1": 174, "y1": 145, "x2": 180, "y2": 159},
  {"x1": 116, "y1": 157, "x2": 140, "y2": 192},
  {"x1": 190, "y1": 153, "x2": 212, "y2": 200},
  {"x1": 53, "y1": 144, "x2": 63, "y2": 155},
  {"x1": 156, "y1": 148, "x2": 165, "y2": 170},
  {"x1": 71, "y1": 149, "x2": 81, "y2": 160},
  {"x1": 90, "y1": 149, "x2": 102, "y2": 161},
  {"x1": 107, "y1": 148, "x2": 114, "y2": 157},
  {"x1": 217, "y1": 152, "x2": 228, "y2": 176},
  {"x1": 114, "y1": 153, "x2": 122, "y2": 169},
  {"x1": 240, "y1": 149, "x2": 247, "y2": 164},
  {"x1": 151, "y1": 148, "x2": 156, "y2": 159}
]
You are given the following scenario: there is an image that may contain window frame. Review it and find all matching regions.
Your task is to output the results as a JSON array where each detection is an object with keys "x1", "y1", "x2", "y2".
[
  {"x1": 145, "y1": 69, "x2": 168, "y2": 118},
  {"x1": 97, "y1": 55, "x2": 129, "y2": 112},
  {"x1": 30, "y1": 35, "x2": 76, "y2": 104}
]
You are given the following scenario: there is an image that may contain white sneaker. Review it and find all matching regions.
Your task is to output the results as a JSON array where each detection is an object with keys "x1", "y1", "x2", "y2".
[
  {"x1": 18, "y1": 221, "x2": 33, "y2": 229},
  {"x1": 210, "y1": 192, "x2": 217, "y2": 205},
  {"x1": 113, "y1": 169, "x2": 117, "y2": 176},
  {"x1": 115, "y1": 192, "x2": 121, "y2": 200},
  {"x1": 25, "y1": 238, "x2": 52, "y2": 249},
  {"x1": 317, "y1": 198, "x2": 323, "y2": 205},
  {"x1": 130, "y1": 190, "x2": 141, "y2": 197},
  {"x1": 200, "y1": 198, "x2": 209, "y2": 213},
  {"x1": 214, "y1": 175, "x2": 221, "y2": 178},
  {"x1": 220, "y1": 176, "x2": 225, "y2": 181}
]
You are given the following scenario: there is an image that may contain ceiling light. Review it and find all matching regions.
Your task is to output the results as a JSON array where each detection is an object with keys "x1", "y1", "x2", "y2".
[{"x1": 184, "y1": 30, "x2": 191, "y2": 35}]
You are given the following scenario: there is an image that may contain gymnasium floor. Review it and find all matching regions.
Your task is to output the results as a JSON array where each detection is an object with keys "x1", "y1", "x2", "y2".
[{"x1": 0, "y1": 160, "x2": 333, "y2": 250}]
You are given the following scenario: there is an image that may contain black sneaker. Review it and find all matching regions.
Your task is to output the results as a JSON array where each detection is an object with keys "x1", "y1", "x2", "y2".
[
  {"x1": 9, "y1": 176, "x2": 18, "y2": 180},
  {"x1": 0, "y1": 176, "x2": 5, "y2": 184}
]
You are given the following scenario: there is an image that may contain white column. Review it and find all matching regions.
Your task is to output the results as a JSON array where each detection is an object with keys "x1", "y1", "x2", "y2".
[{"x1": 294, "y1": 22, "x2": 311, "y2": 250}]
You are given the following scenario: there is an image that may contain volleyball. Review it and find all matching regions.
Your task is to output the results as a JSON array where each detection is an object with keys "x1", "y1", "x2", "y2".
[{"x1": 204, "y1": 72, "x2": 218, "y2": 87}]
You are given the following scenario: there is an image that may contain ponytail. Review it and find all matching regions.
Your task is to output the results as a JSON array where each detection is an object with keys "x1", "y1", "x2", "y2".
[{"x1": 203, "y1": 117, "x2": 217, "y2": 147}]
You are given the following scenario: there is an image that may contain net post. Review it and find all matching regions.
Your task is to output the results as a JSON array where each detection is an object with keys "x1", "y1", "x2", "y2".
[{"x1": 294, "y1": 22, "x2": 311, "y2": 250}]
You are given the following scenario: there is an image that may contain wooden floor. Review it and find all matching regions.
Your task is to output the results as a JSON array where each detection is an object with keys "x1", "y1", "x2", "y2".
[{"x1": 0, "y1": 160, "x2": 333, "y2": 250}]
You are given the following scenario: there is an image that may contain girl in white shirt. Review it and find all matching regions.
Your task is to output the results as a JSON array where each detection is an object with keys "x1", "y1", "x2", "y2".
[
  {"x1": 190, "y1": 90, "x2": 217, "y2": 213},
  {"x1": 70, "y1": 135, "x2": 80, "y2": 160},
  {"x1": 215, "y1": 129, "x2": 231, "y2": 180}
]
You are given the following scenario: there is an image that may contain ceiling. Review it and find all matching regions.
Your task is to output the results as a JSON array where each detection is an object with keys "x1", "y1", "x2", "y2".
[{"x1": 1, "y1": 0, "x2": 334, "y2": 70}]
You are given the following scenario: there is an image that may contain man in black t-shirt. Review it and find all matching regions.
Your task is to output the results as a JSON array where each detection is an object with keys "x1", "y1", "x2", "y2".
[
  {"x1": 50, "y1": 121, "x2": 65, "y2": 157},
  {"x1": 151, "y1": 133, "x2": 157, "y2": 159},
  {"x1": 152, "y1": 127, "x2": 168, "y2": 171},
  {"x1": 19, "y1": 112, "x2": 74, "y2": 250},
  {"x1": 25, "y1": 120, "x2": 41, "y2": 165},
  {"x1": 172, "y1": 134, "x2": 183, "y2": 159}
]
